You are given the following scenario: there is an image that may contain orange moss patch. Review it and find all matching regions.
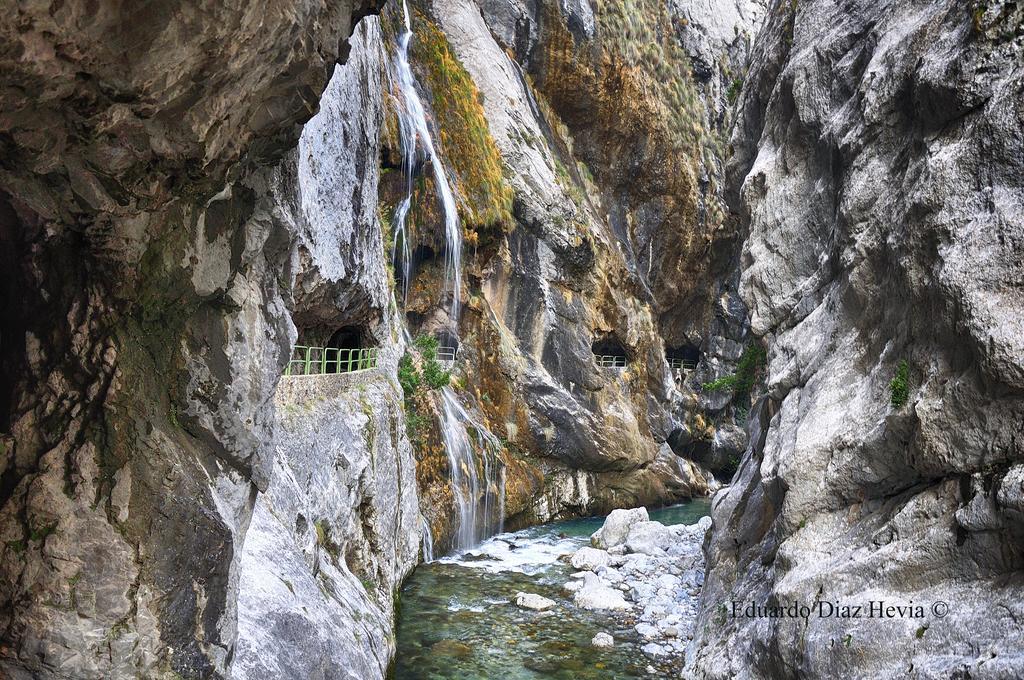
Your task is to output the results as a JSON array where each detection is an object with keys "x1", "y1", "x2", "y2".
[{"x1": 410, "y1": 12, "x2": 514, "y2": 245}]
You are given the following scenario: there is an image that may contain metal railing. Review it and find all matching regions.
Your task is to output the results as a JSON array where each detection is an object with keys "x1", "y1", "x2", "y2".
[
  {"x1": 436, "y1": 346, "x2": 458, "y2": 363},
  {"x1": 668, "y1": 358, "x2": 697, "y2": 371},
  {"x1": 595, "y1": 354, "x2": 627, "y2": 368},
  {"x1": 284, "y1": 346, "x2": 379, "y2": 376}
]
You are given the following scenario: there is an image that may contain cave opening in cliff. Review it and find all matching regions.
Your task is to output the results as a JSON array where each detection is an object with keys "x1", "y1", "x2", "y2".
[
  {"x1": 666, "y1": 344, "x2": 701, "y2": 372},
  {"x1": 435, "y1": 330, "x2": 459, "y2": 362},
  {"x1": 324, "y1": 325, "x2": 372, "y2": 373},
  {"x1": 592, "y1": 336, "x2": 628, "y2": 368}
]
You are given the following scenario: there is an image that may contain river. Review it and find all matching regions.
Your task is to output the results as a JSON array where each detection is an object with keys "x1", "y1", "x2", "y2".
[{"x1": 393, "y1": 499, "x2": 711, "y2": 679}]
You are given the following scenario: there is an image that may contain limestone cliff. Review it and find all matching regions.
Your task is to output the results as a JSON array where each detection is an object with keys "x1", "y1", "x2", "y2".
[
  {"x1": 390, "y1": 0, "x2": 767, "y2": 551},
  {"x1": 689, "y1": 1, "x2": 1024, "y2": 677},
  {"x1": 0, "y1": 1, "x2": 384, "y2": 676}
]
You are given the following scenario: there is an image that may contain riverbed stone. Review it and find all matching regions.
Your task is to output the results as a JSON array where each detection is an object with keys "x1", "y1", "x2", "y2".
[
  {"x1": 624, "y1": 521, "x2": 673, "y2": 556},
  {"x1": 591, "y1": 632, "x2": 614, "y2": 648},
  {"x1": 574, "y1": 582, "x2": 631, "y2": 611},
  {"x1": 571, "y1": 547, "x2": 611, "y2": 571},
  {"x1": 591, "y1": 507, "x2": 649, "y2": 549},
  {"x1": 514, "y1": 593, "x2": 556, "y2": 611}
]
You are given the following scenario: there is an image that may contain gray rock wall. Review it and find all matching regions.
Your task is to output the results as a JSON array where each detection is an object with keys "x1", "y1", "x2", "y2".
[
  {"x1": 0, "y1": 2, "x2": 385, "y2": 677},
  {"x1": 690, "y1": 1, "x2": 1024, "y2": 677},
  {"x1": 231, "y1": 22, "x2": 422, "y2": 679}
]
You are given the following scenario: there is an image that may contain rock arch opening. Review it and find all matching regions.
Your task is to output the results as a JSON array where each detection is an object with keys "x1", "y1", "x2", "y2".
[
  {"x1": 666, "y1": 344, "x2": 701, "y2": 372},
  {"x1": 435, "y1": 330, "x2": 459, "y2": 363},
  {"x1": 286, "y1": 324, "x2": 378, "y2": 376},
  {"x1": 592, "y1": 336, "x2": 628, "y2": 368}
]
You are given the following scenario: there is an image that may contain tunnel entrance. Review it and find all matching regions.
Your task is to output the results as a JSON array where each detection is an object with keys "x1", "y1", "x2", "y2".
[
  {"x1": 435, "y1": 330, "x2": 459, "y2": 363},
  {"x1": 592, "y1": 336, "x2": 628, "y2": 368},
  {"x1": 286, "y1": 324, "x2": 378, "y2": 376},
  {"x1": 666, "y1": 344, "x2": 700, "y2": 373}
]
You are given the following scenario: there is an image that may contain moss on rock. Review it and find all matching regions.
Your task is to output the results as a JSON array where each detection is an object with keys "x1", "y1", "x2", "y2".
[{"x1": 410, "y1": 13, "x2": 514, "y2": 244}]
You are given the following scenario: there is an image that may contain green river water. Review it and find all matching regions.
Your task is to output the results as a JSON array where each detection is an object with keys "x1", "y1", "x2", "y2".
[{"x1": 392, "y1": 499, "x2": 711, "y2": 679}]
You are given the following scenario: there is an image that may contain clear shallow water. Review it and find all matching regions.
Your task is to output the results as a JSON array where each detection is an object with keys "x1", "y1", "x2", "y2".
[{"x1": 392, "y1": 499, "x2": 711, "y2": 679}]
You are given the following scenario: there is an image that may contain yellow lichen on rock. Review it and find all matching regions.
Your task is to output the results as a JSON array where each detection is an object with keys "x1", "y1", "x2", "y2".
[{"x1": 410, "y1": 13, "x2": 514, "y2": 245}]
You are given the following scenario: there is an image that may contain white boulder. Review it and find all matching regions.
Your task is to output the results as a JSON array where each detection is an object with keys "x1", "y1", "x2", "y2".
[
  {"x1": 591, "y1": 632, "x2": 614, "y2": 648},
  {"x1": 571, "y1": 546, "x2": 611, "y2": 571},
  {"x1": 591, "y1": 507, "x2": 649, "y2": 549},
  {"x1": 574, "y1": 582, "x2": 631, "y2": 610},
  {"x1": 514, "y1": 592, "x2": 556, "y2": 611},
  {"x1": 625, "y1": 521, "x2": 672, "y2": 556}
]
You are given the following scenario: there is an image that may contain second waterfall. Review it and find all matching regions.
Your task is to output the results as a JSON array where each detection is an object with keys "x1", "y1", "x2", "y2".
[{"x1": 390, "y1": 0, "x2": 506, "y2": 555}]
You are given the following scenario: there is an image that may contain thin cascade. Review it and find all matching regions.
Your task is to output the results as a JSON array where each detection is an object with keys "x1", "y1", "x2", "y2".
[
  {"x1": 420, "y1": 515, "x2": 435, "y2": 562},
  {"x1": 439, "y1": 387, "x2": 505, "y2": 551},
  {"x1": 390, "y1": 0, "x2": 503, "y2": 555},
  {"x1": 392, "y1": 0, "x2": 462, "y2": 321}
]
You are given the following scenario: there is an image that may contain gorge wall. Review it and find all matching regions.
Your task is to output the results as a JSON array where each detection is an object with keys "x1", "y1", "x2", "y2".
[
  {"x1": 0, "y1": 0, "x2": 758, "y2": 676},
  {"x1": 0, "y1": 1, "x2": 386, "y2": 676},
  {"x1": 690, "y1": 0, "x2": 1024, "y2": 677},
  {"x1": 1, "y1": 0, "x2": 1019, "y2": 678}
]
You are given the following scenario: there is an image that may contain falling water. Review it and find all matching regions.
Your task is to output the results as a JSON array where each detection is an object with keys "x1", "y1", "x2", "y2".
[
  {"x1": 420, "y1": 515, "x2": 435, "y2": 562},
  {"x1": 439, "y1": 388, "x2": 506, "y2": 551},
  {"x1": 391, "y1": 0, "x2": 503, "y2": 554},
  {"x1": 392, "y1": 0, "x2": 462, "y2": 321}
]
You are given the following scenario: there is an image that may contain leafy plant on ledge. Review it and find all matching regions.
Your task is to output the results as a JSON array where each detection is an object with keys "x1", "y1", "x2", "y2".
[
  {"x1": 889, "y1": 360, "x2": 910, "y2": 409},
  {"x1": 702, "y1": 343, "x2": 767, "y2": 397},
  {"x1": 398, "y1": 335, "x2": 451, "y2": 444}
]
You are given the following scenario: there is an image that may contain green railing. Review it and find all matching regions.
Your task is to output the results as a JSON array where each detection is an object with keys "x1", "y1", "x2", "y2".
[
  {"x1": 595, "y1": 354, "x2": 626, "y2": 368},
  {"x1": 668, "y1": 358, "x2": 697, "y2": 371},
  {"x1": 284, "y1": 346, "x2": 379, "y2": 376}
]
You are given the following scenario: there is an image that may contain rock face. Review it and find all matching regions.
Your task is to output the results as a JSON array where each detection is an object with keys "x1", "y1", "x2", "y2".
[
  {"x1": 231, "y1": 23, "x2": 421, "y2": 680},
  {"x1": 0, "y1": 3, "x2": 388, "y2": 677},
  {"x1": 397, "y1": 0, "x2": 767, "y2": 544},
  {"x1": 234, "y1": 368, "x2": 420, "y2": 680},
  {"x1": 689, "y1": 1, "x2": 1024, "y2": 678}
]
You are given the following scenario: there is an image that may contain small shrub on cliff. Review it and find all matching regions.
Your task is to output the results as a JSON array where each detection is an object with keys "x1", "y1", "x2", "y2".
[
  {"x1": 398, "y1": 352, "x2": 421, "y2": 396},
  {"x1": 702, "y1": 343, "x2": 767, "y2": 397},
  {"x1": 414, "y1": 335, "x2": 450, "y2": 389},
  {"x1": 889, "y1": 360, "x2": 910, "y2": 409},
  {"x1": 423, "y1": 360, "x2": 451, "y2": 390},
  {"x1": 726, "y1": 78, "x2": 743, "y2": 104}
]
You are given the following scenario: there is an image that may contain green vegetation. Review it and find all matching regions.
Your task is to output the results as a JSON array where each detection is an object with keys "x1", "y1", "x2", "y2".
[
  {"x1": 410, "y1": 13, "x2": 514, "y2": 241},
  {"x1": 398, "y1": 335, "x2": 451, "y2": 445},
  {"x1": 413, "y1": 335, "x2": 451, "y2": 390},
  {"x1": 405, "y1": 411, "x2": 430, "y2": 444},
  {"x1": 726, "y1": 78, "x2": 743, "y2": 104},
  {"x1": 889, "y1": 360, "x2": 910, "y2": 409},
  {"x1": 398, "y1": 353, "x2": 421, "y2": 395},
  {"x1": 702, "y1": 344, "x2": 767, "y2": 397}
]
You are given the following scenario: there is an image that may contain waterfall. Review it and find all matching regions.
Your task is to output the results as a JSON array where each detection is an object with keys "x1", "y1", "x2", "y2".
[
  {"x1": 392, "y1": 0, "x2": 462, "y2": 322},
  {"x1": 439, "y1": 388, "x2": 506, "y2": 551},
  {"x1": 391, "y1": 0, "x2": 503, "y2": 555},
  {"x1": 420, "y1": 516, "x2": 435, "y2": 562}
]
